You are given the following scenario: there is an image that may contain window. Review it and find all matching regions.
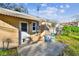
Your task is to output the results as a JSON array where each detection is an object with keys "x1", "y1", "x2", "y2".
[
  {"x1": 21, "y1": 23, "x2": 27, "y2": 32},
  {"x1": 32, "y1": 22, "x2": 37, "y2": 31}
]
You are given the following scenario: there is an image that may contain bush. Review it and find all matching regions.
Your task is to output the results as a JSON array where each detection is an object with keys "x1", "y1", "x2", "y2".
[
  {"x1": 61, "y1": 26, "x2": 79, "y2": 36},
  {"x1": 63, "y1": 26, "x2": 79, "y2": 33}
]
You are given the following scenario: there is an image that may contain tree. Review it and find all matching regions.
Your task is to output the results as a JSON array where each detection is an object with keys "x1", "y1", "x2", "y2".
[
  {"x1": 71, "y1": 14, "x2": 79, "y2": 22},
  {"x1": 18, "y1": 3, "x2": 28, "y2": 14},
  {"x1": 5, "y1": 38, "x2": 12, "y2": 49},
  {"x1": 36, "y1": 4, "x2": 41, "y2": 17},
  {"x1": 14, "y1": 7, "x2": 23, "y2": 12},
  {"x1": 0, "y1": 3, "x2": 16, "y2": 10},
  {"x1": 49, "y1": 20, "x2": 57, "y2": 27},
  {"x1": 2, "y1": 39, "x2": 5, "y2": 50},
  {"x1": 0, "y1": 3, "x2": 28, "y2": 13},
  {"x1": 36, "y1": 4, "x2": 41, "y2": 12},
  {"x1": 2, "y1": 37, "x2": 12, "y2": 49}
]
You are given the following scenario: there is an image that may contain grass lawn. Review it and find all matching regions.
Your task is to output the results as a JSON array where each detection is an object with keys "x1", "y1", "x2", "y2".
[
  {"x1": 0, "y1": 48, "x2": 18, "y2": 56},
  {"x1": 56, "y1": 26, "x2": 79, "y2": 56},
  {"x1": 56, "y1": 34, "x2": 79, "y2": 56}
]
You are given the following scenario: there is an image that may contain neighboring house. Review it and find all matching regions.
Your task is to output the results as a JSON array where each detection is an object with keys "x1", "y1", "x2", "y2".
[
  {"x1": 61, "y1": 21, "x2": 79, "y2": 27},
  {"x1": 0, "y1": 8, "x2": 45, "y2": 48}
]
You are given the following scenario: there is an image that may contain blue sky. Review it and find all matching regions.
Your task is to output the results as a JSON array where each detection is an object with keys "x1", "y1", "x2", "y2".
[{"x1": 21, "y1": 3, "x2": 79, "y2": 23}]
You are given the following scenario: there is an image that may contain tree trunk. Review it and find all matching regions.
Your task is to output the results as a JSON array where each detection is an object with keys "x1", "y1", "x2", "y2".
[
  {"x1": 2, "y1": 41, "x2": 4, "y2": 50},
  {"x1": 7, "y1": 42, "x2": 9, "y2": 49}
]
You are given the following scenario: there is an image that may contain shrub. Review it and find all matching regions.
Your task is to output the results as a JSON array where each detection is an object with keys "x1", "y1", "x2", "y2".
[{"x1": 62, "y1": 26, "x2": 79, "y2": 35}]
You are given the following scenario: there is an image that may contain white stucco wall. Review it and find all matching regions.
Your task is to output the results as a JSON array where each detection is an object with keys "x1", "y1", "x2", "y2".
[{"x1": 78, "y1": 22, "x2": 79, "y2": 27}]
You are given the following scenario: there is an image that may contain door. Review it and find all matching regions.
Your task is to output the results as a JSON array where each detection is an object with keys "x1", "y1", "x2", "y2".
[{"x1": 20, "y1": 22, "x2": 28, "y2": 44}]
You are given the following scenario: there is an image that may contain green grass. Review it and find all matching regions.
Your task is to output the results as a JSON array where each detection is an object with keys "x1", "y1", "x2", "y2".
[
  {"x1": 0, "y1": 48, "x2": 18, "y2": 56},
  {"x1": 56, "y1": 34, "x2": 79, "y2": 56},
  {"x1": 56, "y1": 25, "x2": 79, "y2": 55}
]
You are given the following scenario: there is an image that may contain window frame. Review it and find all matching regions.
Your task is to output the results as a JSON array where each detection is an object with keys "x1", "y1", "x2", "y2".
[
  {"x1": 32, "y1": 22, "x2": 37, "y2": 32},
  {"x1": 20, "y1": 21, "x2": 28, "y2": 32}
]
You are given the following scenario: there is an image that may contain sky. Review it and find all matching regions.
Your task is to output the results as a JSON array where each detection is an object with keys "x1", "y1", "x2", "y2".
[{"x1": 21, "y1": 3, "x2": 79, "y2": 23}]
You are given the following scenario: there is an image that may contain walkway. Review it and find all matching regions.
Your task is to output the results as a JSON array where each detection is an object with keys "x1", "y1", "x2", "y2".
[{"x1": 18, "y1": 42, "x2": 67, "y2": 56}]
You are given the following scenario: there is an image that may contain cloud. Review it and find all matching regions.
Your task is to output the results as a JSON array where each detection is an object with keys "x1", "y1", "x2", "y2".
[
  {"x1": 66, "y1": 4, "x2": 70, "y2": 8},
  {"x1": 38, "y1": 7, "x2": 58, "y2": 19},
  {"x1": 59, "y1": 4, "x2": 70, "y2": 14},
  {"x1": 60, "y1": 9, "x2": 65, "y2": 13},
  {"x1": 28, "y1": 6, "x2": 67, "y2": 20},
  {"x1": 39, "y1": 7, "x2": 58, "y2": 14},
  {"x1": 28, "y1": 7, "x2": 58, "y2": 19},
  {"x1": 28, "y1": 6, "x2": 67, "y2": 22},
  {"x1": 60, "y1": 4, "x2": 70, "y2": 9},
  {"x1": 60, "y1": 5, "x2": 64, "y2": 8},
  {"x1": 41, "y1": 4, "x2": 47, "y2": 7}
]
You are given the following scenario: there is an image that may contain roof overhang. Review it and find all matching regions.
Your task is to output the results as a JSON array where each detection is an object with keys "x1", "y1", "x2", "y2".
[{"x1": 0, "y1": 8, "x2": 45, "y2": 22}]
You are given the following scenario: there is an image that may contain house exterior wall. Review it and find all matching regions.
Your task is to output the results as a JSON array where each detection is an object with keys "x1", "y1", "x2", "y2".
[
  {"x1": 0, "y1": 14, "x2": 39, "y2": 48},
  {"x1": 78, "y1": 22, "x2": 79, "y2": 27},
  {"x1": 62, "y1": 22, "x2": 79, "y2": 27}
]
